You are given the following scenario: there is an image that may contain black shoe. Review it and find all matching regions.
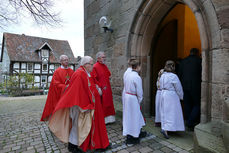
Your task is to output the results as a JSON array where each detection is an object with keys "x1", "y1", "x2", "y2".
[
  {"x1": 126, "y1": 135, "x2": 140, "y2": 146},
  {"x1": 68, "y1": 143, "x2": 82, "y2": 153},
  {"x1": 95, "y1": 148, "x2": 107, "y2": 152},
  {"x1": 68, "y1": 142, "x2": 76, "y2": 152},
  {"x1": 160, "y1": 130, "x2": 169, "y2": 139},
  {"x1": 95, "y1": 143, "x2": 111, "y2": 152},
  {"x1": 139, "y1": 131, "x2": 147, "y2": 138}
]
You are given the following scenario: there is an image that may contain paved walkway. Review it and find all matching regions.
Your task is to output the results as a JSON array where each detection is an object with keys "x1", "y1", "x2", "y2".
[{"x1": 0, "y1": 95, "x2": 193, "y2": 153}]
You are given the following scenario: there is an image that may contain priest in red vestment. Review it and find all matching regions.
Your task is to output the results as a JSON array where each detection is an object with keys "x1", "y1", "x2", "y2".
[
  {"x1": 48, "y1": 56, "x2": 110, "y2": 153},
  {"x1": 41, "y1": 55, "x2": 74, "y2": 121},
  {"x1": 91, "y1": 51, "x2": 116, "y2": 124}
]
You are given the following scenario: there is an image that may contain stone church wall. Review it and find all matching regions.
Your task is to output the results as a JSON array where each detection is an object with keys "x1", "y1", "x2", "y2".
[
  {"x1": 85, "y1": 0, "x2": 229, "y2": 152},
  {"x1": 84, "y1": 0, "x2": 142, "y2": 101}
]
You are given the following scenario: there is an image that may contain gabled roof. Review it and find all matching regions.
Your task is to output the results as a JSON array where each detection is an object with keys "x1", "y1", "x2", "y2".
[
  {"x1": 2, "y1": 32, "x2": 76, "y2": 63},
  {"x1": 39, "y1": 42, "x2": 53, "y2": 51}
]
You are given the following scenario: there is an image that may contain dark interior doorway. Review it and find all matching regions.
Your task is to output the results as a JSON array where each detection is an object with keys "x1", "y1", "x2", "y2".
[
  {"x1": 151, "y1": 20, "x2": 178, "y2": 115},
  {"x1": 150, "y1": 3, "x2": 202, "y2": 116}
]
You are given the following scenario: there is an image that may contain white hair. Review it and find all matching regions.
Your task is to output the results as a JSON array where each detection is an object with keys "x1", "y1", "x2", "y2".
[
  {"x1": 80, "y1": 56, "x2": 93, "y2": 66},
  {"x1": 96, "y1": 51, "x2": 105, "y2": 59},
  {"x1": 59, "y1": 55, "x2": 68, "y2": 61}
]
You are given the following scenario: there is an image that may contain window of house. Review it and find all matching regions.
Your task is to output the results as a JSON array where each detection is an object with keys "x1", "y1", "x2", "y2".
[
  {"x1": 42, "y1": 49, "x2": 49, "y2": 57},
  {"x1": 42, "y1": 64, "x2": 48, "y2": 71},
  {"x1": 27, "y1": 63, "x2": 33, "y2": 71},
  {"x1": 41, "y1": 76, "x2": 47, "y2": 83}
]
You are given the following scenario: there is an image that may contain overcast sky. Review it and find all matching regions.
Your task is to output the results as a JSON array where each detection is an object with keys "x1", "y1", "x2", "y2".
[{"x1": 0, "y1": 0, "x2": 84, "y2": 57}]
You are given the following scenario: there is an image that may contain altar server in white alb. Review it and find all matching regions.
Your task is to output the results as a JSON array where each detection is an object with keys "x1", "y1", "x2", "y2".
[
  {"x1": 122, "y1": 58, "x2": 136, "y2": 103},
  {"x1": 159, "y1": 60, "x2": 185, "y2": 139},
  {"x1": 154, "y1": 69, "x2": 164, "y2": 126},
  {"x1": 122, "y1": 59, "x2": 146, "y2": 146}
]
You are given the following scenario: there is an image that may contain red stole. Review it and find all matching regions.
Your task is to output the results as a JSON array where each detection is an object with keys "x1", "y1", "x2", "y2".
[{"x1": 80, "y1": 72, "x2": 110, "y2": 152}]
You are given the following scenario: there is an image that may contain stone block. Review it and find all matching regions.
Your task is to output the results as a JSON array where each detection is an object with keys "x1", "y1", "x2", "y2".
[
  {"x1": 202, "y1": 0, "x2": 221, "y2": 49},
  {"x1": 221, "y1": 29, "x2": 229, "y2": 49},
  {"x1": 217, "y1": 8, "x2": 229, "y2": 29},
  {"x1": 115, "y1": 22, "x2": 130, "y2": 39},
  {"x1": 84, "y1": 36, "x2": 94, "y2": 51},
  {"x1": 212, "y1": 0, "x2": 229, "y2": 11},
  {"x1": 113, "y1": 39, "x2": 125, "y2": 57},
  {"x1": 211, "y1": 83, "x2": 224, "y2": 120},
  {"x1": 93, "y1": 35, "x2": 105, "y2": 47},
  {"x1": 223, "y1": 96, "x2": 229, "y2": 123},
  {"x1": 120, "y1": 0, "x2": 135, "y2": 13},
  {"x1": 194, "y1": 123, "x2": 226, "y2": 153},
  {"x1": 195, "y1": 12, "x2": 209, "y2": 51},
  {"x1": 222, "y1": 122, "x2": 229, "y2": 152},
  {"x1": 201, "y1": 81, "x2": 210, "y2": 123},
  {"x1": 87, "y1": 0, "x2": 100, "y2": 18},
  {"x1": 119, "y1": 8, "x2": 135, "y2": 25},
  {"x1": 211, "y1": 49, "x2": 229, "y2": 83},
  {"x1": 201, "y1": 50, "x2": 209, "y2": 82},
  {"x1": 139, "y1": 146, "x2": 153, "y2": 153},
  {"x1": 12, "y1": 146, "x2": 21, "y2": 151}
]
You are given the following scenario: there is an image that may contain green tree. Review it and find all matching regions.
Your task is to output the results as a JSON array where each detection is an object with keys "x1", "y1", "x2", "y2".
[{"x1": 6, "y1": 72, "x2": 34, "y2": 96}]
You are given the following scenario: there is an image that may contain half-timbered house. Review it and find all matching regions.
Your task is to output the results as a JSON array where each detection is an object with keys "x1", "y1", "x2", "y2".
[{"x1": 0, "y1": 32, "x2": 79, "y2": 89}]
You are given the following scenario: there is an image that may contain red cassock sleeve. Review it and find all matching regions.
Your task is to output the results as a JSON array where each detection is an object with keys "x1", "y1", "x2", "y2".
[{"x1": 91, "y1": 67, "x2": 102, "y2": 87}]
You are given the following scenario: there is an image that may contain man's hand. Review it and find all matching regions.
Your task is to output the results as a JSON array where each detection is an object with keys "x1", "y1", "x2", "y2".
[{"x1": 96, "y1": 85, "x2": 102, "y2": 96}]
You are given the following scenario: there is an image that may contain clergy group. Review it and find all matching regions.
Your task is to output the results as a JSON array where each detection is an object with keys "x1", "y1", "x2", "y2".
[{"x1": 40, "y1": 49, "x2": 194, "y2": 152}]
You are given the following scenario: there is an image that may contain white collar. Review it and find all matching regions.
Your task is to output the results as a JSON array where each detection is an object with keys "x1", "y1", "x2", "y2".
[{"x1": 61, "y1": 65, "x2": 69, "y2": 69}]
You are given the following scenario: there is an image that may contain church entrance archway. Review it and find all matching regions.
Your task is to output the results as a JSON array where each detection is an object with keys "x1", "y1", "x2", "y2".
[
  {"x1": 127, "y1": 0, "x2": 209, "y2": 122},
  {"x1": 151, "y1": 3, "x2": 202, "y2": 116}
]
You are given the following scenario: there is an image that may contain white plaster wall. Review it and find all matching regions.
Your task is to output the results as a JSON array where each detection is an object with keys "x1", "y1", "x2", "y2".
[
  {"x1": 1, "y1": 41, "x2": 11, "y2": 74},
  {"x1": 21, "y1": 70, "x2": 26, "y2": 73},
  {"x1": 48, "y1": 76, "x2": 52, "y2": 82},
  {"x1": 34, "y1": 70, "x2": 40, "y2": 74},
  {"x1": 35, "y1": 76, "x2": 40, "y2": 82}
]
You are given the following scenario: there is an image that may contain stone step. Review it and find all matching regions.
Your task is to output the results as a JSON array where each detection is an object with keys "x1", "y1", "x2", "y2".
[{"x1": 194, "y1": 123, "x2": 227, "y2": 153}]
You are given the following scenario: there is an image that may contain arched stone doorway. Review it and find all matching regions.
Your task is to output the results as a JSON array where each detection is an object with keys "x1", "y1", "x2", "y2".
[
  {"x1": 151, "y1": 3, "x2": 202, "y2": 117},
  {"x1": 127, "y1": 0, "x2": 210, "y2": 123}
]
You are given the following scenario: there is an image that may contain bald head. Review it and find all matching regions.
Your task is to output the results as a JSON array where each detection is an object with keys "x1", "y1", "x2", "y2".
[{"x1": 60, "y1": 55, "x2": 69, "y2": 68}]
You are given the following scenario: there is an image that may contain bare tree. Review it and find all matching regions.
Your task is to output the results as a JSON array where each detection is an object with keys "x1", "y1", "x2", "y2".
[{"x1": 0, "y1": 0, "x2": 62, "y2": 29}]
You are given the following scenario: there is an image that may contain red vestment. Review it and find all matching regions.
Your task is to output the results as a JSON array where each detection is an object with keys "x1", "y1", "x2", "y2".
[
  {"x1": 40, "y1": 67, "x2": 74, "y2": 121},
  {"x1": 91, "y1": 62, "x2": 115, "y2": 118},
  {"x1": 48, "y1": 66, "x2": 109, "y2": 152}
]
